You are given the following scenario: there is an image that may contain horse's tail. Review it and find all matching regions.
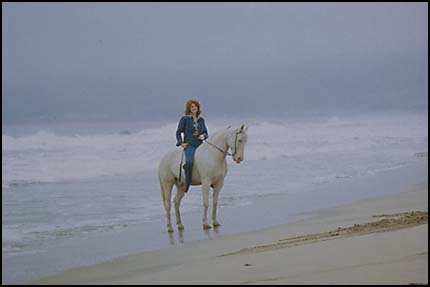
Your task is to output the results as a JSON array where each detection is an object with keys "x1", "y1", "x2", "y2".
[
  {"x1": 158, "y1": 154, "x2": 175, "y2": 208},
  {"x1": 158, "y1": 172, "x2": 166, "y2": 204},
  {"x1": 158, "y1": 155, "x2": 169, "y2": 205}
]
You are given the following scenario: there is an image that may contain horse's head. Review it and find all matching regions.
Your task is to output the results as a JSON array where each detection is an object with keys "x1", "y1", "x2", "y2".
[{"x1": 227, "y1": 124, "x2": 248, "y2": 164}]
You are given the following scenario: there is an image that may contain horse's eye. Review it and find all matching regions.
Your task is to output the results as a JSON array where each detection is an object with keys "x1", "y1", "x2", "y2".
[{"x1": 238, "y1": 140, "x2": 243, "y2": 143}]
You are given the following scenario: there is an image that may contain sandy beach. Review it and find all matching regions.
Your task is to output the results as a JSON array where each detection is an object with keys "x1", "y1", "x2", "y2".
[{"x1": 32, "y1": 185, "x2": 428, "y2": 285}]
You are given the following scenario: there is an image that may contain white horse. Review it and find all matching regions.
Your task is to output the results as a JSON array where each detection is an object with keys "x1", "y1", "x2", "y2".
[{"x1": 158, "y1": 124, "x2": 248, "y2": 232}]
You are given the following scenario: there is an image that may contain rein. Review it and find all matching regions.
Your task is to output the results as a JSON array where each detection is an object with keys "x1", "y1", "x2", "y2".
[{"x1": 203, "y1": 131, "x2": 240, "y2": 157}]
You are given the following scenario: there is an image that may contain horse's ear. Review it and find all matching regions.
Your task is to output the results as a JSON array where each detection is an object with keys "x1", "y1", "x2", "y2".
[
  {"x1": 240, "y1": 124, "x2": 245, "y2": 131},
  {"x1": 244, "y1": 125, "x2": 248, "y2": 132}
]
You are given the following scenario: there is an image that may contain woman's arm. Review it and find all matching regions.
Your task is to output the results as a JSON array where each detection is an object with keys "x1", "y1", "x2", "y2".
[
  {"x1": 200, "y1": 118, "x2": 209, "y2": 140},
  {"x1": 176, "y1": 116, "x2": 186, "y2": 146}
]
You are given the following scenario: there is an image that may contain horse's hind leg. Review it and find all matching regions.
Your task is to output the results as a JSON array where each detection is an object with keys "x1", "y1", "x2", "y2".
[
  {"x1": 160, "y1": 178, "x2": 174, "y2": 233},
  {"x1": 174, "y1": 182, "x2": 186, "y2": 230}
]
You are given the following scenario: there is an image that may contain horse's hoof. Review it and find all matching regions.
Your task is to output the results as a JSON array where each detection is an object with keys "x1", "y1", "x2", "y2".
[
  {"x1": 213, "y1": 222, "x2": 221, "y2": 227},
  {"x1": 203, "y1": 224, "x2": 212, "y2": 230},
  {"x1": 177, "y1": 224, "x2": 184, "y2": 230}
]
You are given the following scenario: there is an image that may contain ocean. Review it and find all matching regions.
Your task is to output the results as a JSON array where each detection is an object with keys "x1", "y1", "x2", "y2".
[{"x1": 2, "y1": 111, "x2": 428, "y2": 283}]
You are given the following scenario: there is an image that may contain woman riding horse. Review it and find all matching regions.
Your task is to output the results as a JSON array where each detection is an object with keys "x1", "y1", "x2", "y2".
[{"x1": 176, "y1": 99, "x2": 209, "y2": 193}]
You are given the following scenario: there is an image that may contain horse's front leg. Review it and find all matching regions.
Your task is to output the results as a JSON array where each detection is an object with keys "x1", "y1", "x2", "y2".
[
  {"x1": 212, "y1": 180, "x2": 224, "y2": 227},
  {"x1": 201, "y1": 180, "x2": 212, "y2": 229}
]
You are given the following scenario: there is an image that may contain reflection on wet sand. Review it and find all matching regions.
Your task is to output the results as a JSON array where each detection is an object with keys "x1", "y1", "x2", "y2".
[
  {"x1": 167, "y1": 229, "x2": 184, "y2": 245},
  {"x1": 167, "y1": 226, "x2": 220, "y2": 245}
]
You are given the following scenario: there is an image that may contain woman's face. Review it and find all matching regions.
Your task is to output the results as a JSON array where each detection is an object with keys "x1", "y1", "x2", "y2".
[{"x1": 190, "y1": 103, "x2": 199, "y2": 115}]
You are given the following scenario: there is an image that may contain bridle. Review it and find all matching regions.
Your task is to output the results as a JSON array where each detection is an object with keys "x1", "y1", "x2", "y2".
[{"x1": 203, "y1": 131, "x2": 241, "y2": 157}]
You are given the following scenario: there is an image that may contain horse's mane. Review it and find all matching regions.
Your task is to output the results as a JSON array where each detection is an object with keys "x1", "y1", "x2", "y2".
[{"x1": 207, "y1": 127, "x2": 234, "y2": 141}]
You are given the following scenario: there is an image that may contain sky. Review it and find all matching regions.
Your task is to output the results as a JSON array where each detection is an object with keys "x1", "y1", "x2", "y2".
[{"x1": 2, "y1": 3, "x2": 428, "y2": 123}]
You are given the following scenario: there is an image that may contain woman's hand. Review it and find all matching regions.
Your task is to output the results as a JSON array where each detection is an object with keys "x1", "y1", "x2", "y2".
[
  {"x1": 181, "y1": 143, "x2": 189, "y2": 149},
  {"x1": 198, "y1": 134, "x2": 205, "y2": 140}
]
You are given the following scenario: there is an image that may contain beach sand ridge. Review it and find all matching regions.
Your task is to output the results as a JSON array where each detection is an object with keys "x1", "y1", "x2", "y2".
[{"x1": 219, "y1": 210, "x2": 428, "y2": 257}]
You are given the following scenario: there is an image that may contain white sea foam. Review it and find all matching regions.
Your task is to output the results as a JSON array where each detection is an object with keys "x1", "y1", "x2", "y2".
[
  {"x1": 2, "y1": 113, "x2": 427, "y2": 187},
  {"x1": 2, "y1": 123, "x2": 176, "y2": 186}
]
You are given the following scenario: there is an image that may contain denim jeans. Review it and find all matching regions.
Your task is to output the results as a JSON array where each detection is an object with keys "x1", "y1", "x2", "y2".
[{"x1": 183, "y1": 145, "x2": 197, "y2": 192}]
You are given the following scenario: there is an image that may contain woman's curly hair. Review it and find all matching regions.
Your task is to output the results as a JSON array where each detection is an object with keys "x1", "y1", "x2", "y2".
[{"x1": 184, "y1": 99, "x2": 202, "y2": 117}]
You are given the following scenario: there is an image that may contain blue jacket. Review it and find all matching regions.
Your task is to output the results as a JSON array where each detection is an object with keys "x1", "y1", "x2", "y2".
[{"x1": 176, "y1": 115, "x2": 209, "y2": 147}]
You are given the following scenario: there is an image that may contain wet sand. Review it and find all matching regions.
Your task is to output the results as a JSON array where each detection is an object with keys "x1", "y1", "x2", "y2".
[{"x1": 32, "y1": 186, "x2": 428, "y2": 285}]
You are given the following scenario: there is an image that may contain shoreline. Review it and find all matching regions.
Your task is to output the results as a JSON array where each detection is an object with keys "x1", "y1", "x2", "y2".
[
  {"x1": 2, "y1": 160, "x2": 427, "y2": 284},
  {"x1": 32, "y1": 184, "x2": 428, "y2": 285}
]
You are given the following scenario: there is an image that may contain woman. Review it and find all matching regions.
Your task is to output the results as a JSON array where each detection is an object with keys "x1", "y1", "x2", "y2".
[{"x1": 176, "y1": 99, "x2": 209, "y2": 192}]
